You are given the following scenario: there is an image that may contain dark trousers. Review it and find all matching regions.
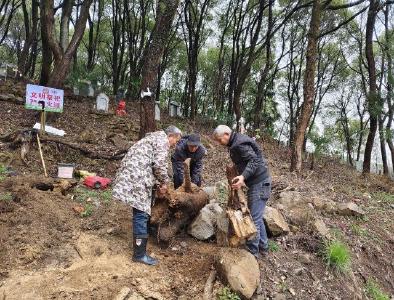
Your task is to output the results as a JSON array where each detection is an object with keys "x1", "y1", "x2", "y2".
[
  {"x1": 132, "y1": 208, "x2": 149, "y2": 238},
  {"x1": 246, "y1": 181, "x2": 270, "y2": 254},
  {"x1": 172, "y1": 160, "x2": 201, "y2": 189}
]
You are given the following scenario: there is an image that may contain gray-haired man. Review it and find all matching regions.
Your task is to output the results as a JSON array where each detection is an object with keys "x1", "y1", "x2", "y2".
[
  {"x1": 113, "y1": 126, "x2": 182, "y2": 266},
  {"x1": 213, "y1": 125, "x2": 271, "y2": 257}
]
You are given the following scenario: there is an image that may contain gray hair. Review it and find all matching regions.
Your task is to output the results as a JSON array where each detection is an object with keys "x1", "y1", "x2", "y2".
[
  {"x1": 213, "y1": 125, "x2": 232, "y2": 137},
  {"x1": 165, "y1": 125, "x2": 182, "y2": 137}
]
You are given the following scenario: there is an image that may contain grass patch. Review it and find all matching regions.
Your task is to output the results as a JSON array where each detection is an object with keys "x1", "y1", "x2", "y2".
[
  {"x1": 350, "y1": 223, "x2": 368, "y2": 237},
  {"x1": 74, "y1": 186, "x2": 112, "y2": 205},
  {"x1": 0, "y1": 192, "x2": 13, "y2": 202},
  {"x1": 365, "y1": 279, "x2": 390, "y2": 300},
  {"x1": 81, "y1": 203, "x2": 94, "y2": 218},
  {"x1": 268, "y1": 240, "x2": 280, "y2": 252},
  {"x1": 322, "y1": 240, "x2": 351, "y2": 273},
  {"x1": 217, "y1": 287, "x2": 240, "y2": 300},
  {"x1": 0, "y1": 165, "x2": 7, "y2": 182},
  {"x1": 372, "y1": 191, "x2": 394, "y2": 204}
]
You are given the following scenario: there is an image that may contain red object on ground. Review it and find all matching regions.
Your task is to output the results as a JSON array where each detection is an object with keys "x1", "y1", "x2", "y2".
[
  {"x1": 116, "y1": 100, "x2": 127, "y2": 116},
  {"x1": 84, "y1": 176, "x2": 112, "y2": 189}
]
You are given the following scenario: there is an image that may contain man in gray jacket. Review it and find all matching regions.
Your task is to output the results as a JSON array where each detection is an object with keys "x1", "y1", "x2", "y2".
[
  {"x1": 213, "y1": 125, "x2": 271, "y2": 257},
  {"x1": 113, "y1": 126, "x2": 182, "y2": 266}
]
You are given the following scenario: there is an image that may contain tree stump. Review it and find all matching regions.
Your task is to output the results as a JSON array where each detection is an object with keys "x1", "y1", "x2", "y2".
[{"x1": 151, "y1": 158, "x2": 209, "y2": 243}]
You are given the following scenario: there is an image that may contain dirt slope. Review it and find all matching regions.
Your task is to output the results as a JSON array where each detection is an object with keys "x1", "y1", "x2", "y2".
[{"x1": 0, "y1": 79, "x2": 393, "y2": 299}]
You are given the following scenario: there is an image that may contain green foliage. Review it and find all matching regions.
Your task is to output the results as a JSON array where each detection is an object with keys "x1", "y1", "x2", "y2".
[
  {"x1": 322, "y1": 240, "x2": 351, "y2": 273},
  {"x1": 74, "y1": 186, "x2": 112, "y2": 206},
  {"x1": 217, "y1": 287, "x2": 241, "y2": 300},
  {"x1": 0, "y1": 192, "x2": 13, "y2": 202},
  {"x1": 372, "y1": 191, "x2": 394, "y2": 204},
  {"x1": 0, "y1": 165, "x2": 7, "y2": 182},
  {"x1": 268, "y1": 240, "x2": 279, "y2": 252},
  {"x1": 350, "y1": 223, "x2": 368, "y2": 237},
  {"x1": 81, "y1": 203, "x2": 94, "y2": 218},
  {"x1": 365, "y1": 279, "x2": 390, "y2": 300}
]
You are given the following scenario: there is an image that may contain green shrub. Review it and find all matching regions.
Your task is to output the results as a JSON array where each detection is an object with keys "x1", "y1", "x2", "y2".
[
  {"x1": 0, "y1": 192, "x2": 13, "y2": 202},
  {"x1": 81, "y1": 203, "x2": 94, "y2": 217},
  {"x1": 372, "y1": 191, "x2": 394, "y2": 204},
  {"x1": 268, "y1": 240, "x2": 279, "y2": 252},
  {"x1": 322, "y1": 240, "x2": 351, "y2": 273},
  {"x1": 0, "y1": 165, "x2": 6, "y2": 181},
  {"x1": 217, "y1": 287, "x2": 240, "y2": 300},
  {"x1": 365, "y1": 279, "x2": 389, "y2": 300}
]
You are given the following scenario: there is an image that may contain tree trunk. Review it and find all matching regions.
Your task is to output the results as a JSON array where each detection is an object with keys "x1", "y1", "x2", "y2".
[
  {"x1": 362, "y1": 0, "x2": 379, "y2": 174},
  {"x1": 18, "y1": 0, "x2": 39, "y2": 76},
  {"x1": 139, "y1": 0, "x2": 180, "y2": 138},
  {"x1": 59, "y1": 0, "x2": 73, "y2": 52},
  {"x1": 378, "y1": 117, "x2": 389, "y2": 175},
  {"x1": 290, "y1": 0, "x2": 321, "y2": 172},
  {"x1": 41, "y1": 0, "x2": 93, "y2": 88}
]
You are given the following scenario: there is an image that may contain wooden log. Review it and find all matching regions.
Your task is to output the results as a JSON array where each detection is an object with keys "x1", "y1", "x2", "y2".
[
  {"x1": 203, "y1": 270, "x2": 217, "y2": 300},
  {"x1": 183, "y1": 158, "x2": 192, "y2": 193},
  {"x1": 225, "y1": 164, "x2": 257, "y2": 245}
]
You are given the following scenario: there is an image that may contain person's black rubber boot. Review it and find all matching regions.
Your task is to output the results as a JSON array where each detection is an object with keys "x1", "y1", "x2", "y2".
[{"x1": 132, "y1": 237, "x2": 158, "y2": 266}]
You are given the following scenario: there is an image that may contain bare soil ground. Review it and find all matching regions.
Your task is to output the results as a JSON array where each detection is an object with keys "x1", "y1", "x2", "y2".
[{"x1": 0, "y1": 79, "x2": 393, "y2": 299}]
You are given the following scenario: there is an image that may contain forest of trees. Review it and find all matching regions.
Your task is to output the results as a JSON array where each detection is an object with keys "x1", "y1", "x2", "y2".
[{"x1": 0, "y1": 0, "x2": 393, "y2": 176}]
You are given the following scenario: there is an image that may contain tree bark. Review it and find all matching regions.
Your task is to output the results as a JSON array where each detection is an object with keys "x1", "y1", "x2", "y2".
[
  {"x1": 362, "y1": 0, "x2": 379, "y2": 174},
  {"x1": 40, "y1": 0, "x2": 93, "y2": 88},
  {"x1": 139, "y1": 0, "x2": 179, "y2": 138},
  {"x1": 291, "y1": 0, "x2": 322, "y2": 172}
]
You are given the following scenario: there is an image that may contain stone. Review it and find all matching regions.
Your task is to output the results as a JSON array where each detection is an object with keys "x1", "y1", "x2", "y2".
[
  {"x1": 96, "y1": 93, "x2": 110, "y2": 112},
  {"x1": 214, "y1": 180, "x2": 229, "y2": 206},
  {"x1": 337, "y1": 202, "x2": 365, "y2": 217},
  {"x1": 216, "y1": 211, "x2": 229, "y2": 246},
  {"x1": 110, "y1": 134, "x2": 130, "y2": 149},
  {"x1": 188, "y1": 203, "x2": 223, "y2": 240},
  {"x1": 114, "y1": 287, "x2": 131, "y2": 300},
  {"x1": 313, "y1": 219, "x2": 330, "y2": 238},
  {"x1": 263, "y1": 206, "x2": 290, "y2": 236},
  {"x1": 286, "y1": 206, "x2": 315, "y2": 226},
  {"x1": 214, "y1": 248, "x2": 260, "y2": 299},
  {"x1": 202, "y1": 186, "x2": 216, "y2": 199},
  {"x1": 278, "y1": 191, "x2": 304, "y2": 209},
  {"x1": 298, "y1": 253, "x2": 312, "y2": 265},
  {"x1": 273, "y1": 294, "x2": 287, "y2": 300}
]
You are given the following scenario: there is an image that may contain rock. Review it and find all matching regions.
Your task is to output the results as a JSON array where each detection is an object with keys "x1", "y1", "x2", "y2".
[
  {"x1": 337, "y1": 202, "x2": 365, "y2": 217},
  {"x1": 264, "y1": 206, "x2": 290, "y2": 236},
  {"x1": 313, "y1": 219, "x2": 330, "y2": 238},
  {"x1": 278, "y1": 191, "x2": 304, "y2": 209},
  {"x1": 202, "y1": 186, "x2": 216, "y2": 199},
  {"x1": 216, "y1": 211, "x2": 229, "y2": 246},
  {"x1": 294, "y1": 267, "x2": 304, "y2": 276},
  {"x1": 126, "y1": 293, "x2": 145, "y2": 300},
  {"x1": 188, "y1": 203, "x2": 223, "y2": 240},
  {"x1": 273, "y1": 293, "x2": 287, "y2": 300},
  {"x1": 114, "y1": 287, "x2": 131, "y2": 300},
  {"x1": 312, "y1": 197, "x2": 337, "y2": 213},
  {"x1": 215, "y1": 248, "x2": 260, "y2": 299},
  {"x1": 298, "y1": 253, "x2": 312, "y2": 265},
  {"x1": 286, "y1": 206, "x2": 315, "y2": 226}
]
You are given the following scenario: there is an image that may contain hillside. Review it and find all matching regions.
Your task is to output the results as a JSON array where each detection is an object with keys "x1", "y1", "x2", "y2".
[{"x1": 0, "y1": 79, "x2": 393, "y2": 300}]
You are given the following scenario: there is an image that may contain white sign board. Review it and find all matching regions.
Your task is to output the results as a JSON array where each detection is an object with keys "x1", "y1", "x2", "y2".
[
  {"x1": 96, "y1": 93, "x2": 110, "y2": 111},
  {"x1": 25, "y1": 84, "x2": 64, "y2": 113},
  {"x1": 155, "y1": 101, "x2": 160, "y2": 121}
]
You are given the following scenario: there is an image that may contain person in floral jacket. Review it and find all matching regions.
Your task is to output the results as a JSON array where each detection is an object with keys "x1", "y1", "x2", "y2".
[{"x1": 113, "y1": 126, "x2": 182, "y2": 266}]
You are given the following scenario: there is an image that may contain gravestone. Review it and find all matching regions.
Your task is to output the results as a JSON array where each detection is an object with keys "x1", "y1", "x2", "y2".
[
  {"x1": 96, "y1": 93, "x2": 110, "y2": 112},
  {"x1": 79, "y1": 80, "x2": 95, "y2": 97},
  {"x1": 169, "y1": 101, "x2": 181, "y2": 117}
]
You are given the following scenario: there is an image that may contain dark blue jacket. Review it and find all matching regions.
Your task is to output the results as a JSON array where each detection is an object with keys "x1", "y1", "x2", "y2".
[
  {"x1": 171, "y1": 136, "x2": 207, "y2": 188},
  {"x1": 228, "y1": 132, "x2": 270, "y2": 187}
]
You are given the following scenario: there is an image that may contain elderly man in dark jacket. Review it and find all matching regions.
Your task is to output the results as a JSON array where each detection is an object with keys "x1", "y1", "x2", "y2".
[
  {"x1": 172, "y1": 133, "x2": 207, "y2": 189},
  {"x1": 213, "y1": 125, "x2": 271, "y2": 257}
]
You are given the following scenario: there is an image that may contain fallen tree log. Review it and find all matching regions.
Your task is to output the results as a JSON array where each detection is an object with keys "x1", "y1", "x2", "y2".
[
  {"x1": 1, "y1": 129, "x2": 128, "y2": 160},
  {"x1": 151, "y1": 158, "x2": 209, "y2": 243}
]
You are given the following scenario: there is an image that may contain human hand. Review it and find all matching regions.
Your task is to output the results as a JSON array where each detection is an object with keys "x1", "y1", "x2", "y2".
[{"x1": 231, "y1": 175, "x2": 245, "y2": 190}]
